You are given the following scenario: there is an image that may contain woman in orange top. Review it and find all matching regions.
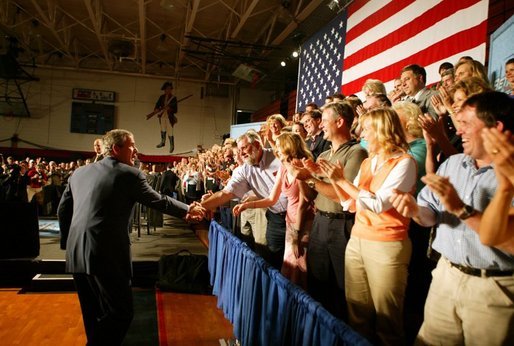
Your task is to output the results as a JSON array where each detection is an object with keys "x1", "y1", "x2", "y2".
[{"x1": 319, "y1": 108, "x2": 416, "y2": 346}]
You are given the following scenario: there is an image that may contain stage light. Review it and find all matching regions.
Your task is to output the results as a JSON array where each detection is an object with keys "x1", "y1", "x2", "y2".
[
  {"x1": 328, "y1": 0, "x2": 340, "y2": 11},
  {"x1": 280, "y1": 61, "x2": 286, "y2": 67},
  {"x1": 292, "y1": 51, "x2": 299, "y2": 58}
]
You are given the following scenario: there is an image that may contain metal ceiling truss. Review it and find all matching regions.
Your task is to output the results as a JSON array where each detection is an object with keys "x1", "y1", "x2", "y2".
[{"x1": 0, "y1": 0, "x2": 329, "y2": 88}]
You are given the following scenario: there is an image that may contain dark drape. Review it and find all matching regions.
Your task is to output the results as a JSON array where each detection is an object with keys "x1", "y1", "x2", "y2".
[{"x1": 208, "y1": 221, "x2": 371, "y2": 346}]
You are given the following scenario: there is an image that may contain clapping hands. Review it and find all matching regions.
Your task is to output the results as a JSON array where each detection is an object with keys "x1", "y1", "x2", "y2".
[
  {"x1": 421, "y1": 173, "x2": 463, "y2": 215},
  {"x1": 482, "y1": 128, "x2": 514, "y2": 187},
  {"x1": 318, "y1": 159, "x2": 345, "y2": 183},
  {"x1": 290, "y1": 158, "x2": 321, "y2": 180}
]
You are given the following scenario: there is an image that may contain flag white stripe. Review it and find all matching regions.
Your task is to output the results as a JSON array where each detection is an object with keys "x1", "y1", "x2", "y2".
[
  {"x1": 345, "y1": 0, "x2": 443, "y2": 58},
  {"x1": 345, "y1": 0, "x2": 394, "y2": 32},
  {"x1": 342, "y1": 1, "x2": 488, "y2": 84},
  {"x1": 351, "y1": 43, "x2": 487, "y2": 101},
  {"x1": 423, "y1": 43, "x2": 487, "y2": 85}
]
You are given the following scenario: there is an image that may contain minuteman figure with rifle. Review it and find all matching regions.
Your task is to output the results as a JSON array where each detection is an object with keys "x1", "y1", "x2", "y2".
[{"x1": 148, "y1": 81, "x2": 178, "y2": 153}]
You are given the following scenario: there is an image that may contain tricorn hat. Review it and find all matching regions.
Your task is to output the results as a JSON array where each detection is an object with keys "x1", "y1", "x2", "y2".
[{"x1": 161, "y1": 81, "x2": 173, "y2": 90}]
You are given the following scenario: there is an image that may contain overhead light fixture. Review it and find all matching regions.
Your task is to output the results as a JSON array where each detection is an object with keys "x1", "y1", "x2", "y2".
[
  {"x1": 328, "y1": 0, "x2": 351, "y2": 12},
  {"x1": 328, "y1": 0, "x2": 339, "y2": 11},
  {"x1": 280, "y1": 61, "x2": 286, "y2": 67},
  {"x1": 292, "y1": 51, "x2": 299, "y2": 58},
  {"x1": 160, "y1": 0, "x2": 174, "y2": 10}
]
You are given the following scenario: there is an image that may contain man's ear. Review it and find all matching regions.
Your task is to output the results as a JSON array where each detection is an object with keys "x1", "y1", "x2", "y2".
[
  {"x1": 336, "y1": 116, "x2": 345, "y2": 128},
  {"x1": 111, "y1": 144, "x2": 121, "y2": 156},
  {"x1": 495, "y1": 121, "x2": 505, "y2": 132}
]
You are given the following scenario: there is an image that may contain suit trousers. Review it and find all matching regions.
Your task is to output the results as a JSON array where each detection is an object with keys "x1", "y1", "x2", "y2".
[
  {"x1": 73, "y1": 273, "x2": 134, "y2": 346},
  {"x1": 307, "y1": 213, "x2": 354, "y2": 319},
  {"x1": 345, "y1": 237, "x2": 411, "y2": 346},
  {"x1": 416, "y1": 258, "x2": 514, "y2": 346},
  {"x1": 264, "y1": 210, "x2": 286, "y2": 270}
]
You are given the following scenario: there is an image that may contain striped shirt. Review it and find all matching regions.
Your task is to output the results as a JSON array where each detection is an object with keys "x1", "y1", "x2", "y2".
[{"x1": 418, "y1": 154, "x2": 514, "y2": 270}]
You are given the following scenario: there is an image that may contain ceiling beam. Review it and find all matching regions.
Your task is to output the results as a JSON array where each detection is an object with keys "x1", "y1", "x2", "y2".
[
  {"x1": 83, "y1": 0, "x2": 112, "y2": 70},
  {"x1": 30, "y1": 0, "x2": 71, "y2": 57},
  {"x1": 271, "y1": 0, "x2": 323, "y2": 45},
  {"x1": 217, "y1": 0, "x2": 239, "y2": 17},
  {"x1": 138, "y1": 0, "x2": 147, "y2": 74},
  {"x1": 264, "y1": 12, "x2": 278, "y2": 45},
  {"x1": 0, "y1": 1, "x2": 9, "y2": 23},
  {"x1": 230, "y1": 0, "x2": 259, "y2": 39},
  {"x1": 175, "y1": 0, "x2": 200, "y2": 76}
]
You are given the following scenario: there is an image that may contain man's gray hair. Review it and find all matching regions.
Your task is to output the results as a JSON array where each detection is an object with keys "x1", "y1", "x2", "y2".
[
  {"x1": 237, "y1": 129, "x2": 262, "y2": 146},
  {"x1": 102, "y1": 129, "x2": 133, "y2": 156}
]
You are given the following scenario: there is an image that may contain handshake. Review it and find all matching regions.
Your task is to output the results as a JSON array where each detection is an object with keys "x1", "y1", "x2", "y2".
[
  {"x1": 185, "y1": 201, "x2": 210, "y2": 223},
  {"x1": 184, "y1": 191, "x2": 217, "y2": 223}
]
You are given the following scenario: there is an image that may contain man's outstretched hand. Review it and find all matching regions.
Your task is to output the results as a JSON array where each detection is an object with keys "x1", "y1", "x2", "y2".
[{"x1": 186, "y1": 202, "x2": 206, "y2": 223}]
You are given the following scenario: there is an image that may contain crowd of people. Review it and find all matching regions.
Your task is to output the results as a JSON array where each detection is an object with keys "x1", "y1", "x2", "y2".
[
  {"x1": 1, "y1": 55, "x2": 514, "y2": 345},
  {"x1": 192, "y1": 56, "x2": 514, "y2": 346},
  {"x1": 0, "y1": 138, "x2": 238, "y2": 212}
]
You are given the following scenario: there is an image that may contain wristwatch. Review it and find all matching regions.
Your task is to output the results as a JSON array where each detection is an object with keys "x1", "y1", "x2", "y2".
[
  {"x1": 306, "y1": 178, "x2": 317, "y2": 189},
  {"x1": 456, "y1": 204, "x2": 476, "y2": 220}
]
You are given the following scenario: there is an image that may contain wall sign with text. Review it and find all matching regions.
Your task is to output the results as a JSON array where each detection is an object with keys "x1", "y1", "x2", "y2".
[{"x1": 72, "y1": 88, "x2": 116, "y2": 102}]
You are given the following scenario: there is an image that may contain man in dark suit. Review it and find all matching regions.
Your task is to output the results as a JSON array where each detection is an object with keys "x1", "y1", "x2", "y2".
[
  {"x1": 302, "y1": 109, "x2": 331, "y2": 160},
  {"x1": 58, "y1": 129, "x2": 203, "y2": 345},
  {"x1": 92, "y1": 138, "x2": 105, "y2": 162},
  {"x1": 158, "y1": 163, "x2": 179, "y2": 198},
  {"x1": 400, "y1": 64, "x2": 438, "y2": 118}
]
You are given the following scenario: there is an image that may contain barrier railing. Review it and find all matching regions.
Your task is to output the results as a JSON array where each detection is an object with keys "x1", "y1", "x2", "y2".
[{"x1": 208, "y1": 221, "x2": 371, "y2": 346}]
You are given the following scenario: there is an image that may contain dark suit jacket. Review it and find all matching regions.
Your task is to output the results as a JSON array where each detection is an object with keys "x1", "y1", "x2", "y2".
[
  {"x1": 58, "y1": 157, "x2": 188, "y2": 278},
  {"x1": 306, "y1": 131, "x2": 331, "y2": 160},
  {"x1": 414, "y1": 88, "x2": 438, "y2": 119},
  {"x1": 92, "y1": 153, "x2": 104, "y2": 162},
  {"x1": 159, "y1": 169, "x2": 179, "y2": 196}
]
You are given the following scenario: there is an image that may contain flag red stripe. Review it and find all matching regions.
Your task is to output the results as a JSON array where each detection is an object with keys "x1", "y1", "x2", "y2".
[
  {"x1": 344, "y1": 0, "x2": 482, "y2": 68},
  {"x1": 346, "y1": 0, "x2": 370, "y2": 17},
  {"x1": 341, "y1": 21, "x2": 487, "y2": 95},
  {"x1": 345, "y1": 0, "x2": 415, "y2": 43}
]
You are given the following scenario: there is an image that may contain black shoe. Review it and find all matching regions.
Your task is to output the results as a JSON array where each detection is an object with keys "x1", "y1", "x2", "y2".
[{"x1": 168, "y1": 136, "x2": 174, "y2": 153}]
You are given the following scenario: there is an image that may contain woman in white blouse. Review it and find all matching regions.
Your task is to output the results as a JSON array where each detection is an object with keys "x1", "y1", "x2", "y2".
[{"x1": 319, "y1": 108, "x2": 417, "y2": 346}]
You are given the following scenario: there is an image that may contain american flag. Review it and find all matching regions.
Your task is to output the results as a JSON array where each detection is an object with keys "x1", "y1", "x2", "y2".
[
  {"x1": 296, "y1": 11, "x2": 347, "y2": 111},
  {"x1": 341, "y1": 0, "x2": 489, "y2": 95},
  {"x1": 296, "y1": 0, "x2": 489, "y2": 109}
]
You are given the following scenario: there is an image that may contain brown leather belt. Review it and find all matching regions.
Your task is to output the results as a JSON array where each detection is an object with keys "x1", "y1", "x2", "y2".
[
  {"x1": 449, "y1": 261, "x2": 514, "y2": 277},
  {"x1": 317, "y1": 210, "x2": 353, "y2": 219}
]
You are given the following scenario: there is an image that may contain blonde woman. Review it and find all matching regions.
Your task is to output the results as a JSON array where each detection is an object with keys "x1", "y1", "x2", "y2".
[
  {"x1": 393, "y1": 102, "x2": 426, "y2": 195},
  {"x1": 454, "y1": 59, "x2": 489, "y2": 84},
  {"x1": 362, "y1": 79, "x2": 387, "y2": 97},
  {"x1": 264, "y1": 113, "x2": 288, "y2": 149},
  {"x1": 319, "y1": 108, "x2": 416, "y2": 346},
  {"x1": 233, "y1": 132, "x2": 315, "y2": 288}
]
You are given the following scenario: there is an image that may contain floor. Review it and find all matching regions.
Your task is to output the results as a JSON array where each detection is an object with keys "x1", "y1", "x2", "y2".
[
  {"x1": 37, "y1": 214, "x2": 208, "y2": 261},
  {"x1": 0, "y1": 288, "x2": 234, "y2": 346},
  {"x1": 0, "y1": 213, "x2": 234, "y2": 345}
]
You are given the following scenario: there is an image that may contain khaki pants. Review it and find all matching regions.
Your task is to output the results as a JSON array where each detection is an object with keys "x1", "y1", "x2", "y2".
[
  {"x1": 345, "y1": 236, "x2": 411, "y2": 346},
  {"x1": 240, "y1": 208, "x2": 267, "y2": 245},
  {"x1": 416, "y1": 258, "x2": 514, "y2": 346}
]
